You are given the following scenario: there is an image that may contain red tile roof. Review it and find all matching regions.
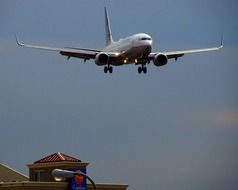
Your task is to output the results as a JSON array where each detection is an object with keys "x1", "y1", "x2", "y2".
[{"x1": 34, "y1": 152, "x2": 81, "y2": 163}]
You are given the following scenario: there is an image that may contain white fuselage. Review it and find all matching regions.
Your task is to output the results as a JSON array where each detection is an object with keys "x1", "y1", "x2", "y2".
[{"x1": 103, "y1": 33, "x2": 152, "y2": 65}]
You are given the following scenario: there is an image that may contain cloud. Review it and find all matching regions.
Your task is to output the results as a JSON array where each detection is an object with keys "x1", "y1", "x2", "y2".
[
  {"x1": 173, "y1": 108, "x2": 238, "y2": 128},
  {"x1": 214, "y1": 110, "x2": 238, "y2": 126}
]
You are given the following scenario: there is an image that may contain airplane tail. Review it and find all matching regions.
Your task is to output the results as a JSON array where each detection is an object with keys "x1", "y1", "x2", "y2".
[{"x1": 104, "y1": 7, "x2": 113, "y2": 46}]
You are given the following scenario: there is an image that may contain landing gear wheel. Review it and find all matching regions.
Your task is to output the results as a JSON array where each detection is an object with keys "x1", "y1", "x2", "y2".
[
  {"x1": 109, "y1": 66, "x2": 113, "y2": 73},
  {"x1": 138, "y1": 66, "x2": 147, "y2": 74},
  {"x1": 143, "y1": 67, "x2": 147, "y2": 74},
  {"x1": 104, "y1": 66, "x2": 108, "y2": 73},
  {"x1": 104, "y1": 66, "x2": 113, "y2": 73}
]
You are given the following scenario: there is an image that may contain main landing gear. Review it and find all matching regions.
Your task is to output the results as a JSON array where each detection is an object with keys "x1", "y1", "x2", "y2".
[
  {"x1": 138, "y1": 64, "x2": 147, "y2": 74},
  {"x1": 104, "y1": 65, "x2": 113, "y2": 73}
]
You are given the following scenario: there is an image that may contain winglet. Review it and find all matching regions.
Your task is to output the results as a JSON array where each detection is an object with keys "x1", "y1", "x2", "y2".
[
  {"x1": 15, "y1": 34, "x2": 24, "y2": 47},
  {"x1": 219, "y1": 33, "x2": 224, "y2": 49}
]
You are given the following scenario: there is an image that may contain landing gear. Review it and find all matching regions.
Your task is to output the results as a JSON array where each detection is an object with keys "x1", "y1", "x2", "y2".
[
  {"x1": 104, "y1": 65, "x2": 113, "y2": 73},
  {"x1": 138, "y1": 64, "x2": 147, "y2": 74},
  {"x1": 104, "y1": 66, "x2": 107, "y2": 73}
]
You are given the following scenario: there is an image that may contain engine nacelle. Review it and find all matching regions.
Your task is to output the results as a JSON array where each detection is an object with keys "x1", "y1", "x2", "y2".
[
  {"x1": 95, "y1": 52, "x2": 109, "y2": 65},
  {"x1": 153, "y1": 53, "x2": 168, "y2": 67}
]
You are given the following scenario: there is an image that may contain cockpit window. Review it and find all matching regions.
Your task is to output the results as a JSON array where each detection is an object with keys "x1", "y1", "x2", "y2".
[{"x1": 140, "y1": 37, "x2": 152, "y2": 41}]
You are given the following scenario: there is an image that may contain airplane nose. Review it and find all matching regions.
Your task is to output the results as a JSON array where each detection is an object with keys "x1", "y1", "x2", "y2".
[
  {"x1": 142, "y1": 39, "x2": 152, "y2": 47},
  {"x1": 145, "y1": 40, "x2": 152, "y2": 51},
  {"x1": 148, "y1": 39, "x2": 153, "y2": 46},
  {"x1": 144, "y1": 42, "x2": 152, "y2": 53}
]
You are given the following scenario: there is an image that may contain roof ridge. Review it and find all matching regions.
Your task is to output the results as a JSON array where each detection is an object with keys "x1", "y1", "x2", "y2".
[
  {"x1": 57, "y1": 152, "x2": 65, "y2": 161},
  {"x1": 34, "y1": 152, "x2": 81, "y2": 163}
]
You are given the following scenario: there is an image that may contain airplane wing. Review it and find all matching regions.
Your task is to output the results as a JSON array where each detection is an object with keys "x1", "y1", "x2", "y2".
[
  {"x1": 149, "y1": 40, "x2": 223, "y2": 60},
  {"x1": 16, "y1": 36, "x2": 100, "y2": 60}
]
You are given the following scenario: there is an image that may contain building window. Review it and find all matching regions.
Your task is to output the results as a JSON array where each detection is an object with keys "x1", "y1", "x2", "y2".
[{"x1": 34, "y1": 170, "x2": 44, "y2": 181}]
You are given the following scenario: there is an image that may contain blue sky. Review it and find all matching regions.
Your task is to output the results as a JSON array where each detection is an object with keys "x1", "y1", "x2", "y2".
[{"x1": 0, "y1": 0, "x2": 238, "y2": 190}]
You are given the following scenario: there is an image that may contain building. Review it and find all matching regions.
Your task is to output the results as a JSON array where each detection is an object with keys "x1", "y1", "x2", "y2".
[
  {"x1": 0, "y1": 164, "x2": 28, "y2": 182},
  {"x1": 28, "y1": 152, "x2": 87, "y2": 182},
  {"x1": 0, "y1": 152, "x2": 128, "y2": 190}
]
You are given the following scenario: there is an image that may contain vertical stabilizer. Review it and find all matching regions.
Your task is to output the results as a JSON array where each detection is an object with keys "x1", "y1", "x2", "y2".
[{"x1": 104, "y1": 7, "x2": 113, "y2": 46}]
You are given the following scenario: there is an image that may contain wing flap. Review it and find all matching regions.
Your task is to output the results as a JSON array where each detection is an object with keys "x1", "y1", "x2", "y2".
[{"x1": 60, "y1": 51, "x2": 96, "y2": 59}]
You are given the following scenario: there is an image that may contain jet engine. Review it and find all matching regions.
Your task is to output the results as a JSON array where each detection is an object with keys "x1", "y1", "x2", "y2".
[
  {"x1": 153, "y1": 53, "x2": 168, "y2": 67},
  {"x1": 95, "y1": 52, "x2": 109, "y2": 65}
]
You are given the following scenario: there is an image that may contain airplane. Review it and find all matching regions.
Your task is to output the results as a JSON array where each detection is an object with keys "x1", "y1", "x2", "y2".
[{"x1": 16, "y1": 7, "x2": 223, "y2": 74}]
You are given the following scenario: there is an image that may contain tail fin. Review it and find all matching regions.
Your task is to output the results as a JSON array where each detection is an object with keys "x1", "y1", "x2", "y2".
[{"x1": 104, "y1": 7, "x2": 113, "y2": 46}]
